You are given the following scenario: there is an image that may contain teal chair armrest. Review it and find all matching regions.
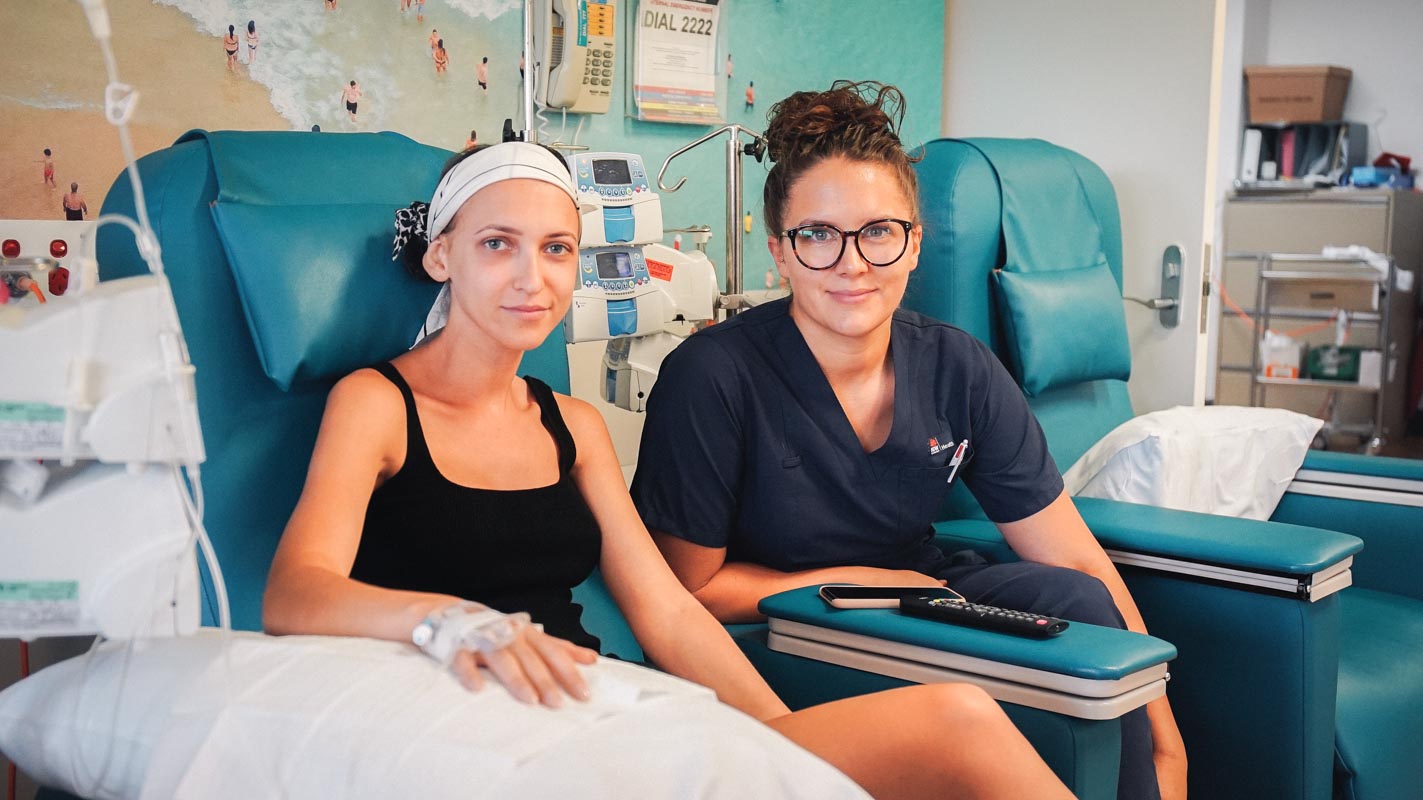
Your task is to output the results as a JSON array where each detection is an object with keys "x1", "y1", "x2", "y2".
[
  {"x1": 736, "y1": 586, "x2": 1174, "y2": 800},
  {"x1": 938, "y1": 498, "x2": 1363, "y2": 599},
  {"x1": 1073, "y1": 497, "x2": 1361, "y2": 599},
  {"x1": 1275, "y1": 451, "x2": 1423, "y2": 600},
  {"x1": 758, "y1": 587, "x2": 1174, "y2": 688},
  {"x1": 1299, "y1": 450, "x2": 1423, "y2": 481}
]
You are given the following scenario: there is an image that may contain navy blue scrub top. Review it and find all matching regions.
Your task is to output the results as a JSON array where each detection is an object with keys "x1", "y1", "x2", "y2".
[{"x1": 629, "y1": 297, "x2": 1063, "y2": 575}]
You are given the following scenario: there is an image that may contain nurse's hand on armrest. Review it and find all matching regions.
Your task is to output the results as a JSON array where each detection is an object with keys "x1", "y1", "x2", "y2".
[{"x1": 651, "y1": 530, "x2": 945, "y2": 623}]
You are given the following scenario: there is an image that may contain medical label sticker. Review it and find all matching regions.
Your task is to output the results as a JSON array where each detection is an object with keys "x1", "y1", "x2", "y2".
[
  {"x1": 0, "y1": 402, "x2": 65, "y2": 456},
  {"x1": 645, "y1": 258, "x2": 674, "y2": 282},
  {"x1": 0, "y1": 581, "x2": 81, "y2": 631}
]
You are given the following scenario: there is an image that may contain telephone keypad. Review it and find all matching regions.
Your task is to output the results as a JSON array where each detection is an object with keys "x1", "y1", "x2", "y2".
[{"x1": 582, "y1": 42, "x2": 613, "y2": 97}]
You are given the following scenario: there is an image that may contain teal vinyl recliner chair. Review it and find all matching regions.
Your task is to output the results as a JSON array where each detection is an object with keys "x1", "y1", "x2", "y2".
[
  {"x1": 83, "y1": 130, "x2": 1163, "y2": 799},
  {"x1": 906, "y1": 137, "x2": 1423, "y2": 800}
]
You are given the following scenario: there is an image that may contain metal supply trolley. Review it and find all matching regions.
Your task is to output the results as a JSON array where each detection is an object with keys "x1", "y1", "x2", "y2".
[{"x1": 1230, "y1": 252, "x2": 1396, "y2": 454}]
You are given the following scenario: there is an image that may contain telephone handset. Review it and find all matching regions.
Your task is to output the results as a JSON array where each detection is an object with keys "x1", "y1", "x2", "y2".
[{"x1": 535, "y1": 0, "x2": 615, "y2": 114}]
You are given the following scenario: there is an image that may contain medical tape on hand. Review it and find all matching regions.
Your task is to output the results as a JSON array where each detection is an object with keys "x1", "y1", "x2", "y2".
[{"x1": 419, "y1": 604, "x2": 532, "y2": 665}]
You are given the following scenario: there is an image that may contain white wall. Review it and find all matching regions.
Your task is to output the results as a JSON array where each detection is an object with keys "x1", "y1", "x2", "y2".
[
  {"x1": 943, "y1": 0, "x2": 1219, "y2": 414},
  {"x1": 1261, "y1": 0, "x2": 1423, "y2": 162},
  {"x1": 1204, "y1": 0, "x2": 1264, "y2": 400}
]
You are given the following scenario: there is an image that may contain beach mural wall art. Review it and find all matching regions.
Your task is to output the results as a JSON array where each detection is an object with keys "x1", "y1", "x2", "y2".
[
  {"x1": 2, "y1": 0, "x2": 945, "y2": 269},
  {"x1": 2, "y1": 0, "x2": 527, "y2": 221}
]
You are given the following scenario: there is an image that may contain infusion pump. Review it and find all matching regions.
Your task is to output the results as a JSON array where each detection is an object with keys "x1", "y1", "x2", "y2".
[
  {"x1": 563, "y1": 152, "x2": 719, "y2": 411},
  {"x1": 1, "y1": 218, "x2": 203, "y2": 640},
  {"x1": 568, "y1": 151, "x2": 663, "y2": 246}
]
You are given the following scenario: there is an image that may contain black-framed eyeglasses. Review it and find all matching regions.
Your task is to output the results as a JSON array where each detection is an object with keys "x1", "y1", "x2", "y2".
[{"x1": 779, "y1": 218, "x2": 914, "y2": 271}]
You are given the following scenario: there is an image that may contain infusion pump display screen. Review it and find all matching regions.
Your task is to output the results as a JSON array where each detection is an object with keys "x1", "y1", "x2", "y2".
[
  {"x1": 570, "y1": 152, "x2": 651, "y2": 202},
  {"x1": 596, "y1": 251, "x2": 634, "y2": 278},
  {"x1": 593, "y1": 159, "x2": 632, "y2": 185}
]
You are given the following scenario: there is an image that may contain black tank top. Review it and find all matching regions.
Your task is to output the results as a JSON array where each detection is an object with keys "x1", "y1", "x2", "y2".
[{"x1": 350, "y1": 363, "x2": 603, "y2": 650}]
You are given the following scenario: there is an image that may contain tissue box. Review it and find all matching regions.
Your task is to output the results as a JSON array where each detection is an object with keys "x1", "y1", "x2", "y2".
[{"x1": 1246, "y1": 65, "x2": 1351, "y2": 123}]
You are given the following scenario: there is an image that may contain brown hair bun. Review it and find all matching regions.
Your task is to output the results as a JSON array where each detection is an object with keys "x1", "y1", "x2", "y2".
[{"x1": 762, "y1": 80, "x2": 921, "y2": 236}]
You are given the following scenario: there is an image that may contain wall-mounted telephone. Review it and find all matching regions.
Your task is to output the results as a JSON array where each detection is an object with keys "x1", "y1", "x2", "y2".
[{"x1": 534, "y1": 0, "x2": 616, "y2": 114}]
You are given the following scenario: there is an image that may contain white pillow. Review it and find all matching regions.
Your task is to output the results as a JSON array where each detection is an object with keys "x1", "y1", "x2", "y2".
[
  {"x1": 1061, "y1": 406, "x2": 1323, "y2": 520},
  {"x1": 0, "y1": 631, "x2": 868, "y2": 800}
]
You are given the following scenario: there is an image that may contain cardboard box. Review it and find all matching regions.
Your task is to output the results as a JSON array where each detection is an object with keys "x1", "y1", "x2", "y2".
[{"x1": 1245, "y1": 65, "x2": 1352, "y2": 123}]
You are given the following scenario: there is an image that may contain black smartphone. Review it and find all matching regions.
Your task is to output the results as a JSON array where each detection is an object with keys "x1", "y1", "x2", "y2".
[{"x1": 818, "y1": 584, "x2": 966, "y2": 609}]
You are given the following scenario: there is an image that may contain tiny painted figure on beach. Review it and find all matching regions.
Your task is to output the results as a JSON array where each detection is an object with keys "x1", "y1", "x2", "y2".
[
  {"x1": 246, "y1": 21, "x2": 259, "y2": 65},
  {"x1": 224, "y1": 25, "x2": 239, "y2": 72},
  {"x1": 342, "y1": 80, "x2": 362, "y2": 123},
  {"x1": 434, "y1": 40, "x2": 449, "y2": 75},
  {"x1": 62, "y1": 183, "x2": 87, "y2": 221}
]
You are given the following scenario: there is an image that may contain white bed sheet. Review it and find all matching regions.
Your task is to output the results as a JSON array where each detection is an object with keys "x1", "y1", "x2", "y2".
[{"x1": 0, "y1": 631, "x2": 869, "y2": 800}]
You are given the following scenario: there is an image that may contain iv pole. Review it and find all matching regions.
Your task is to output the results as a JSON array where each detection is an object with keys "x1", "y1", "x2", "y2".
[
  {"x1": 657, "y1": 125, "x2": 766, "y2": 317},
  {"x1": 522, "y1": 1, "x2": 536, "y2": 143}
]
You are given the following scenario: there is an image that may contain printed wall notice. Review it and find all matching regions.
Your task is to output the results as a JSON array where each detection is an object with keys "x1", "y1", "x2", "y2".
[{"x1": 633, "y1": 0, "x2": 721, "y2": 123}]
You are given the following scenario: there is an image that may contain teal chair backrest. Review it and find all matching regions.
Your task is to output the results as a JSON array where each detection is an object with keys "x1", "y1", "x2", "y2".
[
  {"x1": 907, "y1": 139, "x2": 1136, "y2": 518},
  {"x1": 97, "y1": 131, "x2": 641, "y2": 659}
]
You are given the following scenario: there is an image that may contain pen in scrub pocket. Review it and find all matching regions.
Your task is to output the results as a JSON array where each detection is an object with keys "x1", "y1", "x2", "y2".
[{"x1": 947, "y1": 440, "x2": 967, "y2": 483}]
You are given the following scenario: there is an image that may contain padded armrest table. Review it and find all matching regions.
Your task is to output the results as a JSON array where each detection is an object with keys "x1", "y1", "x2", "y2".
[
  {"x1": 739, "y1": 587, "x2": 1176, "y2": 799},
  {"x1": 759, "y1": 587, "x2": 1175, "y2": 720}
]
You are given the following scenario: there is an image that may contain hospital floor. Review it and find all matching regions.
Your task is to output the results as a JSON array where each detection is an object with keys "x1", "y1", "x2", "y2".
[{"x1": 1382, "y1": 434, "x2": 1423, "y2": 459}]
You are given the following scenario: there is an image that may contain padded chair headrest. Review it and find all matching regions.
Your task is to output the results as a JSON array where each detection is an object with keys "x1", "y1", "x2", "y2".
[
  {"x1": 189, "y1": 130, "x2": 447, "y2": 390},
  {"x1": 909, "y1": 138, "x2": 1135, "y2": 472}
]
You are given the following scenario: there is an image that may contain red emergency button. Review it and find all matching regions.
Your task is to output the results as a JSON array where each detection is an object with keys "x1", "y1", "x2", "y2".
[
  {"x1": 50, "y1": 239, "x2": 68, "y2": 258},
  {"x1": 1, "y1": 239, "x2": 19, "y2": 259},
  {"x1": 49, "y1": 266, "x2": 71, "y2": 296}
]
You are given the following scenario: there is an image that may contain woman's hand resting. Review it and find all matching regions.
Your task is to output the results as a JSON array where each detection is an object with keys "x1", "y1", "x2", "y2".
[{"x1": 449, "y1": 625, "x2": 600, "y2": 708}]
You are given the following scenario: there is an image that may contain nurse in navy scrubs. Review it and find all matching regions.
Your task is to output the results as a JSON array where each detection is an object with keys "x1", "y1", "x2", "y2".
[{"x1": 631, "y1": 81, "x2": 1187, "y2": 800}]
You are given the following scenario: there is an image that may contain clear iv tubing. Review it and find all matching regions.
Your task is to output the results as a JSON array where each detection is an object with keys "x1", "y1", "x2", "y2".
[
  {"x1": 66, "y1": 3, "x2": 236, "y2": 795},
  {"x1": 77, "y1": 0, "x2": 231, "y2": 632}
]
